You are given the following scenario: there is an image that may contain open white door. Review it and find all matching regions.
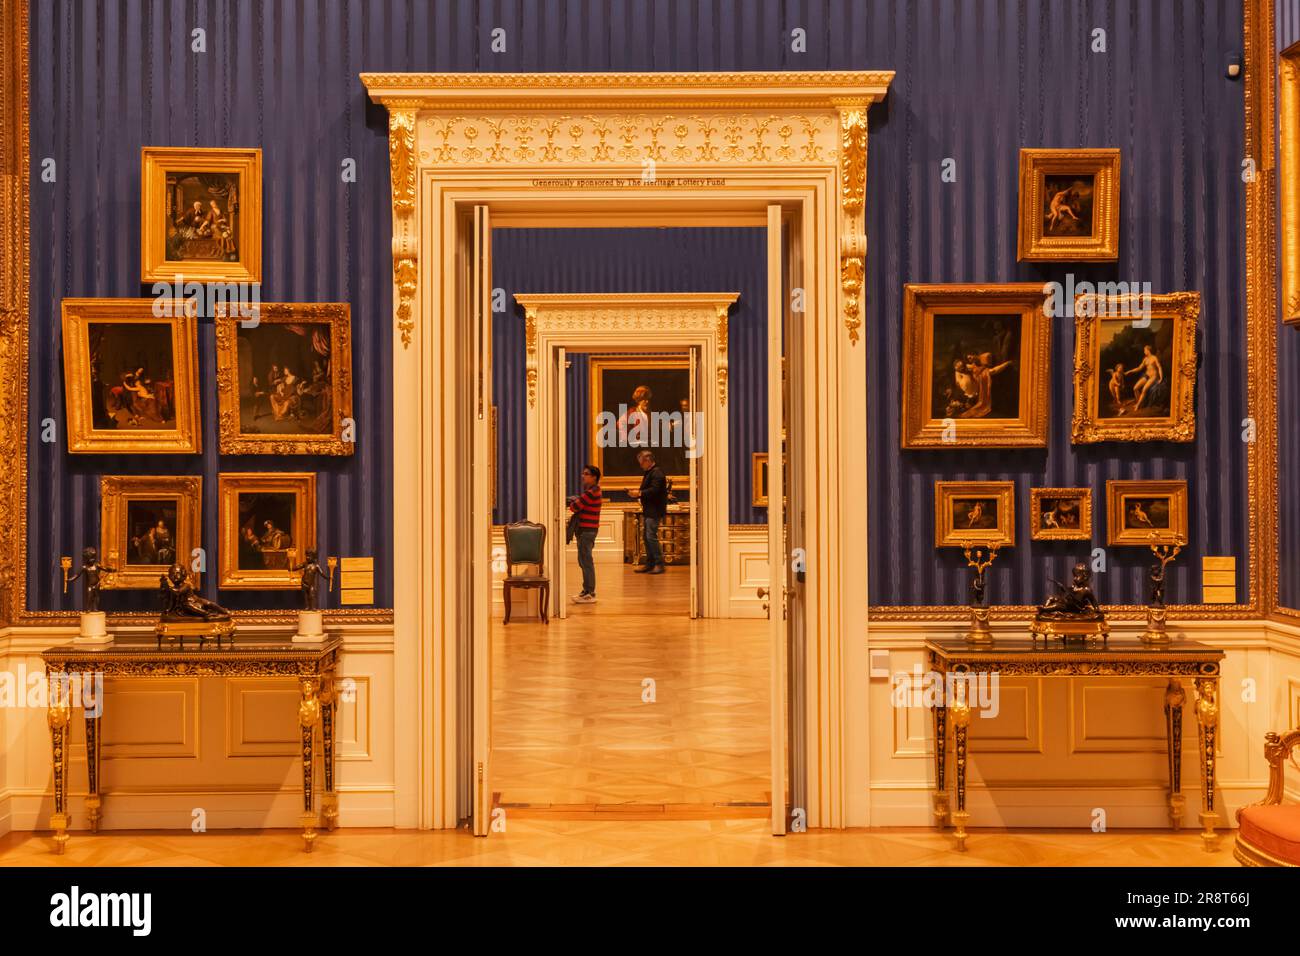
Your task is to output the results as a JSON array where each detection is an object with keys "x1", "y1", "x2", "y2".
[
  {"x1": 688, "y1": 345, "x2": 701, "y2": 618},
  {"x1": 553, "y1": 346, "x2": 568, "y2": 619},
  {"x1": 766, "y1": 204, "x2": 788, "y2": 835},
  {"x1": 470, "y1": 204, "x2": 493, "y2": 836}
]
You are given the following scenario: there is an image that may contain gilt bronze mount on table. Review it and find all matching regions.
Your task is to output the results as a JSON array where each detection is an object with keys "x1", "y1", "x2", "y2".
[
  {"x1": 1141, "y1": 543, "x2": 1181, "y2": 645},
  {"x1": 961, "y1": 542, "x2": 999, "y2": 645}
]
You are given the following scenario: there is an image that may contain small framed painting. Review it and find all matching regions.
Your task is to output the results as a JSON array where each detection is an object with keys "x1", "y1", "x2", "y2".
[
  {"x1": 217, "y1": 473, "x2": 317, "y2": 589},
  {"x1": 589, "y1": 356, "x2": 691, "y2": 490},
  {"x1": 1071, "y1": 291, "x2": 1199, "y2": 443},
  {"x1": 901, "y1": 284, "x2": 1051, "y2": 449},
  {"x1": 99, "y1": 475, "x2": 202, "y2": 589},
  {"x1": 752, "y1": 452, "x2": 769, "y2": 508},
  {"x1": 1017, "y1": 148, "x2": 1120, "y2": 261},
  {"x1": 1029, "y1": 487, "x2": 1092, "y2": 541},
  {"x1": 215, "y1": 302, "x2": 353, "y2": 455},
  {"x1": 1105, "y1": 479, "x2": 1189, "y2": 547},
  {"x1": 141, "y1": 146, "x2": 262, "y2": 283},
  {"x1": 934, "y1": 481, "x2": 1016, "y2": 549},
  {"x1": 60, "y1": 298, "x2": 203, "y2": 454}
]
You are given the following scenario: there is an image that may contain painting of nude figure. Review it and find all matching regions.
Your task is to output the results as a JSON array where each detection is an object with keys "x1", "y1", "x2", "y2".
[{"x1": 929, "y1": 313, "x2": 1023, "y2": 422}]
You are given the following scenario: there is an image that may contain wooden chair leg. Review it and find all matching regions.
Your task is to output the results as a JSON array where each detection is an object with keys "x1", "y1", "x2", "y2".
[
  {"x1": 503, "y1": 582, "x2": 512, "y2": 624},
  {"x1": 541, "y1": 584, "x2": 550, "y2": 624}
]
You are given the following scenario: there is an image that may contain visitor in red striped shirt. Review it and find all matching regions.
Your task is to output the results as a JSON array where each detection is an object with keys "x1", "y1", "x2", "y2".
[{"x1": 569, "y1": 464, "x2": 602, "y2": 604}]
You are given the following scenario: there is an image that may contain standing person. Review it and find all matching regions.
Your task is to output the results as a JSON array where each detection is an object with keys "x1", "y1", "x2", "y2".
[
  {"x1": 627, "y1": 449, "x2": 667, "y2": 574},
  {"x1": 569, "y1": 465, "x2": 602, "y2": 604}
]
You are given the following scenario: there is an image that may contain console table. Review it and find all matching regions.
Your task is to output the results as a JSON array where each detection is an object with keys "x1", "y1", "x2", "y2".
[
  {"x1": 42, "y1": 634, "x2": 342, "y2": 854},
  {"x1": 925, "y1": 636, "x2": 1224, "y2": 851},
  {"x1": 623, "y1": 508, "x2": 691, "y2": 565}
]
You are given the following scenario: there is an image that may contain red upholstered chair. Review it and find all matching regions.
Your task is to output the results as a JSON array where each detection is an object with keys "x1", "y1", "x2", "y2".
[{"x1": 1234, "y1": 728, "x2": 1300, "y2": 867}]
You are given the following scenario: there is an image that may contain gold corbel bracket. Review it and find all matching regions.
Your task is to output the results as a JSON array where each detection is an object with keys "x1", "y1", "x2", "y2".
[
  {"x1": 394, "y1": 256, "x2": 418, "y2": 349},
  {"x1": 838, "y1": 105, "x2": 868, "y2": 345},
  {"x1": 388, "y1": 110, "x2": 417, "y2": 213},
  {"x1": 525, "y1": 308, "x2": 538, "y2": 408},
  {"x1": 716, "y1": 305, "x2": 729, "y2": 406}
]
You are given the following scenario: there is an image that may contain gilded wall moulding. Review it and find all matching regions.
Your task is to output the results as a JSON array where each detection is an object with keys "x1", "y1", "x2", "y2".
[
  {"x1": 838, "y1": 108, "x2": 867, "y2": 218},
  {"x1": 388, "y1": 109, "x2": 417, "y2": 213},
  {"x1": 525, "y1": 308, "x2": 538, "y2": 408},
  {"x1": 839, "y1": 253, "x2": 865, "y2": 344},
  {"x1": 393, "y1": 256, "x2": 418, "y2": 349},
  {"x1": 716, "y1": 305, "x2": 729, "y2": 406}
]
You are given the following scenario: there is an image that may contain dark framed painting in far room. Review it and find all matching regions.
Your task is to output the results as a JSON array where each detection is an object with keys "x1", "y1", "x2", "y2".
[
  {"x1": 1029, "y1": 487, "x2": 1092, "y2": 542},
  {"x1": 60, "y1": 297, "x2": 202, "y2": 454},
  {"x1": 215, "y1": 302, "x2": 353, "y2": 455},
  {"x1": 140, "y1": 146, "x2": 262, "y2": 284},
  {"x1": 1017, "y1": 148, "x2": 1120, "y2": 261},
  {"x1": 1071, "y1": 291, "x2": 1199, "y2": 443},
  {"x1": 589, "y1": 356, "x2": 691, "y2": 490},
  {"x1": 901, "y1": 284, "x2": 1051, "y2": 449},
  {"x1": 1105, "y1": 479, "x2": 1189, "y2": 547},
  {"x1": 99, "y1": 475, "x2": 202, "y2": 589},
  {"x1": 217, "y1": 473, "x2": 316, "y2": 589},
  {"x1": 934, "y1": 481, "x2": 1016, "y2": 549}
]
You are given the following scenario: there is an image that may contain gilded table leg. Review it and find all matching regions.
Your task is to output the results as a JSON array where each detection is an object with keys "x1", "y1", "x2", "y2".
[
  {"x1": 46, "y1": 671, "x2": 71, "y2": 854},
  {"x1": 1194, "y1": 676, "x2": 1221, "y2": 849},
  {"x1": 1164, "y1": 679, "x2": 1185, "y2": 830},
  {"x1": 932, "y1": 701, "x2": 949, "y2": 825},
  {"x1": 298, "y1": 678, "x2": 322, "y2": 852},
  {"x1": 320, "y1": 667, "x2": 338, "y2": 832},
  {"x1": 950, "y1": 676, "x2": 972, "y2": 851},
  {"x1": 84, "y1": 676, "x2": 103, "y2": 834}
]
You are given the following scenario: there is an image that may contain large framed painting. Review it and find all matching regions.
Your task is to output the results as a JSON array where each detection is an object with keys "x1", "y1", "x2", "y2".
[
  {"x1": 1105, "y1": 479, "x2": 1189, "y2": 547},
  {"x1": 901, "y1": 284, "x2": 1051, "y2": 449},
  {"x1": 215, "y1": 302, "x2": 353, "y2": 455},
  {"x1": 934, "y1": 481, "x2": 1016, "y2": 549},
  {"x1": 61, "y1": 298, "x2": 202, "y2": 454},
  {"x1": 99, "y1": 475, "x2": 202, "y2": 589},
  {"x1": 1017, "y1": 148, "x2": 1120, "y2": 261},
  {"x1": 217, "y1": 473, "x2": 316, "y2": 589},
  {"x1": 589, "y1": 356, "x2": 691, "y2": 490},
  {"x1": 1029, "y1": 487, "x2": 1092, "y2": 541},
  {"x1": 1071, "y1": 291, "x2": 1199, "y2": 443},
  {"x1": 140, "y1": 146, "x2": 262, "y2": 283}
]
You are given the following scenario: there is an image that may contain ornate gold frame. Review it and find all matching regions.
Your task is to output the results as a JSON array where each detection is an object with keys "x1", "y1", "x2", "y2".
[
  {"x1": 217, "y1": 472, "x2": 316, "y2": 590},
  {"x1": 99, "y1": 475, "x2": 202, "y2": 589},
  {"x1": 1071, "y1": 290, "x2": 1199, "y2": 444},
  {"x1": 752, "y1": 452, "x2": 768, "y2": 508},
  {"x1": 61, "y1": 297, "x2": 203, "y2": 454},
  {"x1": 215, "y1": 302, "x2": 354, "y2": 455},
  {"x1": 140, "y1": 146, "x2": 262, "y2": 284},
  {"x1": 934, "y1": 480, "x2": 1015, "y2": 549},
  {"x1": 901, "y1": 283, "x2": 1051, "y2": 449},
  {"x1": 1029, "y1": 486, "x2": 1092, "y2": 541},
  {"x1": 1105, "y1": 479, "x2": 1189, "y2": 547},
  {"x1": 1016, "y1": 147, "x2": 1120, "y2": 262},
  {"x1": 588, "y1": 355, "x2": 689, "y2": 491},
  {"x1": 1280, "y1": 42, "x2": 1300, "y2": 326}
]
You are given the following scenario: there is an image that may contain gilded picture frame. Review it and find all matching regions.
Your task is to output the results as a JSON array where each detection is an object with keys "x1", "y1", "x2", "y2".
[
  {"x1": 1106, "y1": 479, "x2": 1189, "y2": 547},
  {"x1": 1071, "y1": 290, "x2": 1199, "y2": 443},
  {"x1": 1017, "y1": 147, "x2": 1120, "y2": 262},
  {"x1": 99, "y1": 475, "x2": 202, "y2": 589},
  {"x1": 752, "y1": 452, "x2": 769, "y2": 508},
  {"x1": 141, "y1": 146, "x2": 262, "y2": 284},
  {"x1": 901, "y1": 284, "x2": 1051, "y2": 449},
  {"x1": 1279, "y1": 41, "x2": 1300, "y2": 325},
  {"x1": 61, "y1": 297, "x2": 203, "y2": 454},
  {"x1": 217, "y1": 472, "x2": 317, "y2": 589},
  {"x1": 1029, "y1": 486, "x2": 1092, "y2": 541},
  {"x1": 214, "y1": 302, "x2": 354, "y2": 455},
  {"x1": 589, "y1": 356, "x2": 691, "y2": 491},
  {"x1": 934, "y1": 480, "x2": 1016, "y2": 548}
]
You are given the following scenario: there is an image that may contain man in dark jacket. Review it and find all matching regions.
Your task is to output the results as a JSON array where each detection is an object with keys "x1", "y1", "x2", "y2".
[{"x1": 627, "y1": 449, "x2": 667, "y2": 574}]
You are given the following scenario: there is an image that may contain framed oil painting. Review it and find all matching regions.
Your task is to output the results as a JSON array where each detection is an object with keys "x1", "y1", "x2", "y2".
[
  {"x1": 752, "y1": 452, "x2": 769, "y2": 508},
  {"x1": 99, "y1": 475, "x2": 202, "y2": 589},
  {"x1": 215, "y1": 302, "x2": 353, "y2": 455},
  {"x1": 1029, "y1": 487, "x2": 1092, "y2": 541},
  {"x1": 217, "y1": 473, "x2": 316, "y2": 589},
  {"x1": 1071, "y1": 291, "x2": 1199, "y2": 443},
  {"x1": 1017, "y1": 148, "x2": 1120, "y2": 261},
  {"x1": 901, "y1": 284, "x2": 1051, "y2": 449},
  {"x1": 61, "y1": 298, "x2": 202, "y2": 454},
  {"x1": 141, "y1": 147, "x2": 262, "y2": 283},
  {"x1": 934, "y1": 481, "x2": 1016, "y2": 549},
  {"x1": 589, "y1": 356, "x2": 691, "y2": 490},
  {"x1": 1106, "y1": 479, "x2": 1188, "y2": 547}
]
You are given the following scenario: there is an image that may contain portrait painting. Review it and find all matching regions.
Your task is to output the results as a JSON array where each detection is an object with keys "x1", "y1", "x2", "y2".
[
  {"x1": 590, "y1": 357, "x2": 692, "y2": 490},
  {"x1": 141, "y1": 147, "x2": 261, "y2": 283},
  {"x1": 99, "y1": 475, "x2": 202, "y2": 589},
  {"x1": 215, "y1": 303, "x2": 353, "y2": 455},
  {"x1": 61, "y1": 298, "x2": 202, "y2": 453},
  {"x1": 1072, "y1": 291, "x2": 1199, "y2": 443},
  {"x1": 1017, "y1": 148, "x2": 1120, "y2": 261},
  {"x1": 1106, "y1": 480, "x2": 1188, "y2": 547},
  {"x1": 901, "y1": 284, "x2": 1051, "y2": 449},
  {"x1": 1029, "y1": 487, "x2": 1092, "y2": 541},
  {"x1": 933, "y1": 481, "x2": 1016, "y2": 548},
  {"x1": 218, "y1": 473, "x2": 316, "y2": 589}
]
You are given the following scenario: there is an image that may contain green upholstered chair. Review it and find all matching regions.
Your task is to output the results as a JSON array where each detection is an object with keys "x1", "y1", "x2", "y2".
[
  {"x1": 1235, "y1": 728, "x2": 1300, "y2": 867},
  {"x1": 503, "y1": 520, "x2": 549, "y2": 625}
]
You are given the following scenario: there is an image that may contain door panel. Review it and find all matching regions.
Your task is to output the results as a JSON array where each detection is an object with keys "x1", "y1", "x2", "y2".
[
  {"x1": 689, "y1": 345, "x2": 700, "y2": 618},
  {"x1": 470, "y1": 204, "x2": 493, "y2": 836},
  {"x1": 554, "y1": 346, "x2": 568, "y2": 619},
  {"x1": 766, "y1": 203, "x2": 788, "y2": 835}
]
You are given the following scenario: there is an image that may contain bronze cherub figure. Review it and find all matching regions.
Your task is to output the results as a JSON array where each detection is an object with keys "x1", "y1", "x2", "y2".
[
  {"x1": 160, "y1": 563, "x2": 231, "y2": 622},
  {"x1": 66, "y1": 546, "x2": 116, "y2": 614},
  {"x1": 1032, "y1": 561, "x2": 1109, "y2": 642}
]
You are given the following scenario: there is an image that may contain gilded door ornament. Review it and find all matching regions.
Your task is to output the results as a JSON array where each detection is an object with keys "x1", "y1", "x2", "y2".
[
  {"x1": 839, "y1": 108, "x2": 867, "y2": 217},
  {"x1": 839, "y1": 106, "x2": 869, "y2": 345},
  {"x1": 394, "y1": 256, "x2": 418, "y2": 349},
  {"x1": 525, "y1": 308, "x2": 538, "y2": 408},
  {"x1": 388, "y1": 110, "x2": 417, "y2": 213},
  {"x1": 716, "y1": 305, "x2": 729, "y2": 407}
]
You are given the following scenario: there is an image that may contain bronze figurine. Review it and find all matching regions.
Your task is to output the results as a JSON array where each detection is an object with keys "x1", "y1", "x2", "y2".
[
  {"x1": 159, "y1": 563, "x2": 231, "y2": 622},
  {"x1": 292, "y1": 549, "x2": 329, "y2": 611},
  {"x1": 67, "y1": 547, "x2": 116, "y2": 614},
  {"x1": 1037, "y1": 562, "x2": 1104, "y2": 621}
]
